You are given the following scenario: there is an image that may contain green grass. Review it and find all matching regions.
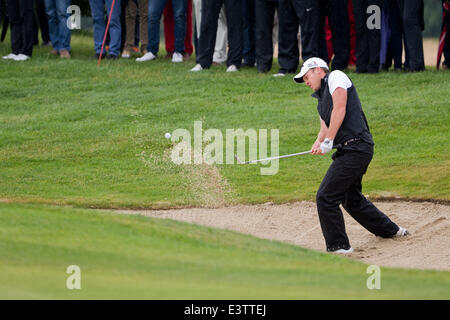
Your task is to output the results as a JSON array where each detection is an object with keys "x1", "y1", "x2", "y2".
[
  {"x1": 0, "y1": 202, "x2": 448, "y2": 299},
  {"x1": 0, "y1": 33, "x2": 449, "y2": 208}
]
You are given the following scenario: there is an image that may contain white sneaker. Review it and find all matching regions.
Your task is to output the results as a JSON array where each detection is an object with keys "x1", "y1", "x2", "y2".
[
  {"x1": 190, "y1": 64, "x2": 203, "y2": 72},
  {"x1": 136, "y1": 52, "x2": 156, "y2": 62},
  {"x1": 396, "y1": 226, "x2": 409, "y2": 237},
  {"x1": 273, "y1": 72, "x2": 286, "y2": 77},
  {"x1": 2, "y1": 53, "x2": 17, "y2": 60},
  {"x1": 172, "y1": 52, "x2": 183, "y2": 63},
  {"x1": 13, "y1": 54, "x2": 30, "y2": 61},
  {"x1": 226, "y1": 64, "x2": 238, "y2": 72},
  {"x1": 333, "y1": 247, "x2": 354, "y2": 254}
]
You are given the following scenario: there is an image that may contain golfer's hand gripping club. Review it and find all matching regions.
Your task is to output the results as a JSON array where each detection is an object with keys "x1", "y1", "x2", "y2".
[{"x1": 319, "y1": 138, "x2": 333, "y2": 154}]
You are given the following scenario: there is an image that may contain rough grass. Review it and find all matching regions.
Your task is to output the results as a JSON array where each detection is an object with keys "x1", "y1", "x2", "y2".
[{"x1": 0, "y1": 33, "x2": 449, "y2": 209}]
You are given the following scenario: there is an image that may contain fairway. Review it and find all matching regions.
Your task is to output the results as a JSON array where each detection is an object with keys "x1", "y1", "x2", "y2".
[{"x1": 0, "y1": 32, "x2": 449, "y2": 300}]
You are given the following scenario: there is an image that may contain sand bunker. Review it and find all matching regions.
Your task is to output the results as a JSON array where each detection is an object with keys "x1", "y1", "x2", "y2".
[{"x1": 116, "y1": 200, "x2": 449, "y2": 271}]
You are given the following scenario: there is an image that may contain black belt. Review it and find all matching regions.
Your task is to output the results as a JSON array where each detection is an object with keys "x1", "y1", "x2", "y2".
[{"x1": 335, "y1": 138, "x2": 361, "y2": 149}]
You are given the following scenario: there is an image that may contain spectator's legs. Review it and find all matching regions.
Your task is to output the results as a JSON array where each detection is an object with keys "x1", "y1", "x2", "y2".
[
  {"x1": 294, "y1": 0, "x2": 321, "y2": 62},
  {"x1": 277, "y1": 0, "x2": 300, "y2": 73},
  {"x1": 55, "y1": 0, "x2": 71, "y2": 52},
  {"x1": 197, "y1": 0, "x2": 223, "y2": 68},
  {"x1": 171, "y1": 0, "x2": 187, "y2": 54},
  {"x1": 105, "y1": 0, "x2": 121, "y2": 56},
  {"x1": 18, "y1": 0, "x2": 35, "y2": 57},
  {"x1": 353, "y1": 0, "x2": 369, "y2": 72},
  {"x1": 224, "y1": 0, "x2": 243, "y2": 68},
  {"x1": 125, "y1": 0, "x2": 138, "y2": 52},
  {"x1": 242, "y1": 0, "x2": 256, "y2": 67},
  {"x1": 89, "y1": 0, "x2": 107, "y2": 55},
  {"x1": 255, "y1": 0, "x2": 276, "y2": 72},
  {"x1": 36, "y1": 0, "x2": 50, "y2": 44},
  {"x1": 138, "y1": 0, "x2": 148, "y2": 52},
  {"x1": 400, "y1": 0, "x2": 424, "y2": 71},
  {"x1": 388, "y1": 0, "x2": 403, "y2": 69},
  {"x1": 45, "y1": 0, "x2": 60, "y2": 50},
  {"x1": 148, "y1": 0, "x2": 167, "y2": 55},
  {"x1": 328, "y1": 0, "x2": 350, "y2": 70}
]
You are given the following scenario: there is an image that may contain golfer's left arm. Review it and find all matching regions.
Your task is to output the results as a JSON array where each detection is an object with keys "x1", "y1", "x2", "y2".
[{"x1": 326, "y1": 87, "x2": 347, "y2": 141}]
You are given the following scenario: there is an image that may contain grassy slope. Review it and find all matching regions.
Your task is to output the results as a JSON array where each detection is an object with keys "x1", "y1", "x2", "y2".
[
  {"x1": 0, "y1": 33, "x2": 449, "y2": 209},
  {"x1": 0, "y1": 203, "x2": 449, "y2": 299}
]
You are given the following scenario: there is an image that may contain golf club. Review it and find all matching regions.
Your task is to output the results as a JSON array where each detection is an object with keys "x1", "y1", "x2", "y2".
[{"x1": 235, "y1": 150, "x2": 312, "y2": 165}]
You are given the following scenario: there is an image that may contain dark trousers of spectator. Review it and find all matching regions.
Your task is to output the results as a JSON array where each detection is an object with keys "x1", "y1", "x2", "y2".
[
  {"x1": 396, "y1": 0, "x2": 424, "y2": 71},
  {"x1": 385, "y1": 0, "x2": 403, "y2": 70},
  {"x1": 197, "y1": 0, "x2": 243, "y2": 69},
  {"x1": 319, "y1": 0, "x2": 349, "y2": 70},
  {"x1": 242, "y1": 0, "x2": 256, "y2": 66},
  {"x1": 353, "y1": 0, "x2": 382, "y2": 73},
  {"x1": 316, "y1": 150, "x2": 399, "y2": 252},
  {"x1": 7, "y1": 0, "x2": 34, "y2": 57},
  {"x1": 255, "y1": 0, "x2": 278, "y2": 73},
  {"x1": 444, "y1": 0, "x2": 450, "y2": 67},
  {"x1": 34, "y1": 0, "x2": 50, "y2": 45},
  {"x1": 278, "y1": 0, "x2": 321, "y2": 74}
]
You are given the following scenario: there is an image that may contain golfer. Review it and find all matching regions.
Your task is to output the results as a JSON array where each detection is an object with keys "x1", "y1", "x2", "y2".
[{"x1": 294, "y1": 57, "x2": 408, "y2": 254}]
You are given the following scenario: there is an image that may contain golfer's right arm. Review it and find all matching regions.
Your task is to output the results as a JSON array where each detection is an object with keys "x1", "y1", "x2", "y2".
[{"x1": 312, "y1": 119, "x2": 328, "y2": 155}]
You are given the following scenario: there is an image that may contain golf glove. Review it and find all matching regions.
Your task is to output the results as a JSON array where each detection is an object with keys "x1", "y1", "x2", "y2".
[{"x1": 320, "y1": 138, "x2": 333, "y2": 154}]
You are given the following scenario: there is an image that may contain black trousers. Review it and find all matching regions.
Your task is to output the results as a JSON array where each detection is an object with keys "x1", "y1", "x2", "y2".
[
  {"x1": 33, "y1": 0, "x2": 50, "y2": 44},
  {"x1": 444, "y1": 0, "x2": 450, "y2": 67},
  {"x1": 396, "y1": 0, "x2": 424, "y2": 71},
  {"x1": 385, "y1": 0, "x2": 403, "y2": 70},
  {"x1": 319, "y1": 0, "x2": 349, "y2": 70},
  {"x1": 353, "y1": 0, "x2": 382, "y2": 73},
  {"x1": 316, "y1": 149, "x2": 399, "y2": 252},
  {"x1": 254, "y1": 0, "x2": 278, "y2": 73},
  {"x1": 197, "y1": 0, "x2": 243, "y2": 69},
  {"x1": 7, "y1": 0, "x2": 34, "y2": 56},
  {"x1": 278, "y1": 0, "x2": 322, "y2": 74}
]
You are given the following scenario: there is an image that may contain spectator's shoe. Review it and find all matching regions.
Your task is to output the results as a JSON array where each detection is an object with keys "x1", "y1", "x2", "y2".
[
  {"x1": 190, "y1": 64, "x2": 203, "y2": 72},
  {"x1": 2, "y1": 53, "x2": 17, "y2": 60},
  {"x1": 226, "y1": 65, "x2": 238, "y2": 72},
  {"x1": 13, "y1": 54, "x2": 30, "y2": 61},
  {"x1": 136, "y1": 52, "x2": 156, "y2": 62},
  {"x1": 183, "y1": 53, "x2": 191, "y2": 61},
  {"x1": 50, "y1": 49, "x2": 59, "y2": 56},
  {"x1": 165, "y1": 52, "x2": 173, "y2": 59},
  {"x1": 172, "y1": 52, "x2": 183, "y2": 63},
  {"x1": 107, "y1": 54, "x2": 118, "y2": 60},
  {"x1": 121, "y1": 50, "x2": 131, "y2": 58},
  {"x1": 272, "y1": 72, "x2": 286, "y2": 77},
  {"x1": 396, "y1": 226, "x2": 409, "y2": 237},
  {"x1": 59, "y1": 50, "x2": 71, "y2": 59}
]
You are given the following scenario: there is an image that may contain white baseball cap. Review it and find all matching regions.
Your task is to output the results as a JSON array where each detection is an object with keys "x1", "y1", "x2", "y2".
[{"x1": 293, "y1": 57, "x2": 329, "y2": 83}]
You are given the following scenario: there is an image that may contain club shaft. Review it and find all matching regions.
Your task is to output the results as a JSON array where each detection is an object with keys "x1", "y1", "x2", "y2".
[{"x1": 242, "y1": 150, "x2": 311, "y2": 164}]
